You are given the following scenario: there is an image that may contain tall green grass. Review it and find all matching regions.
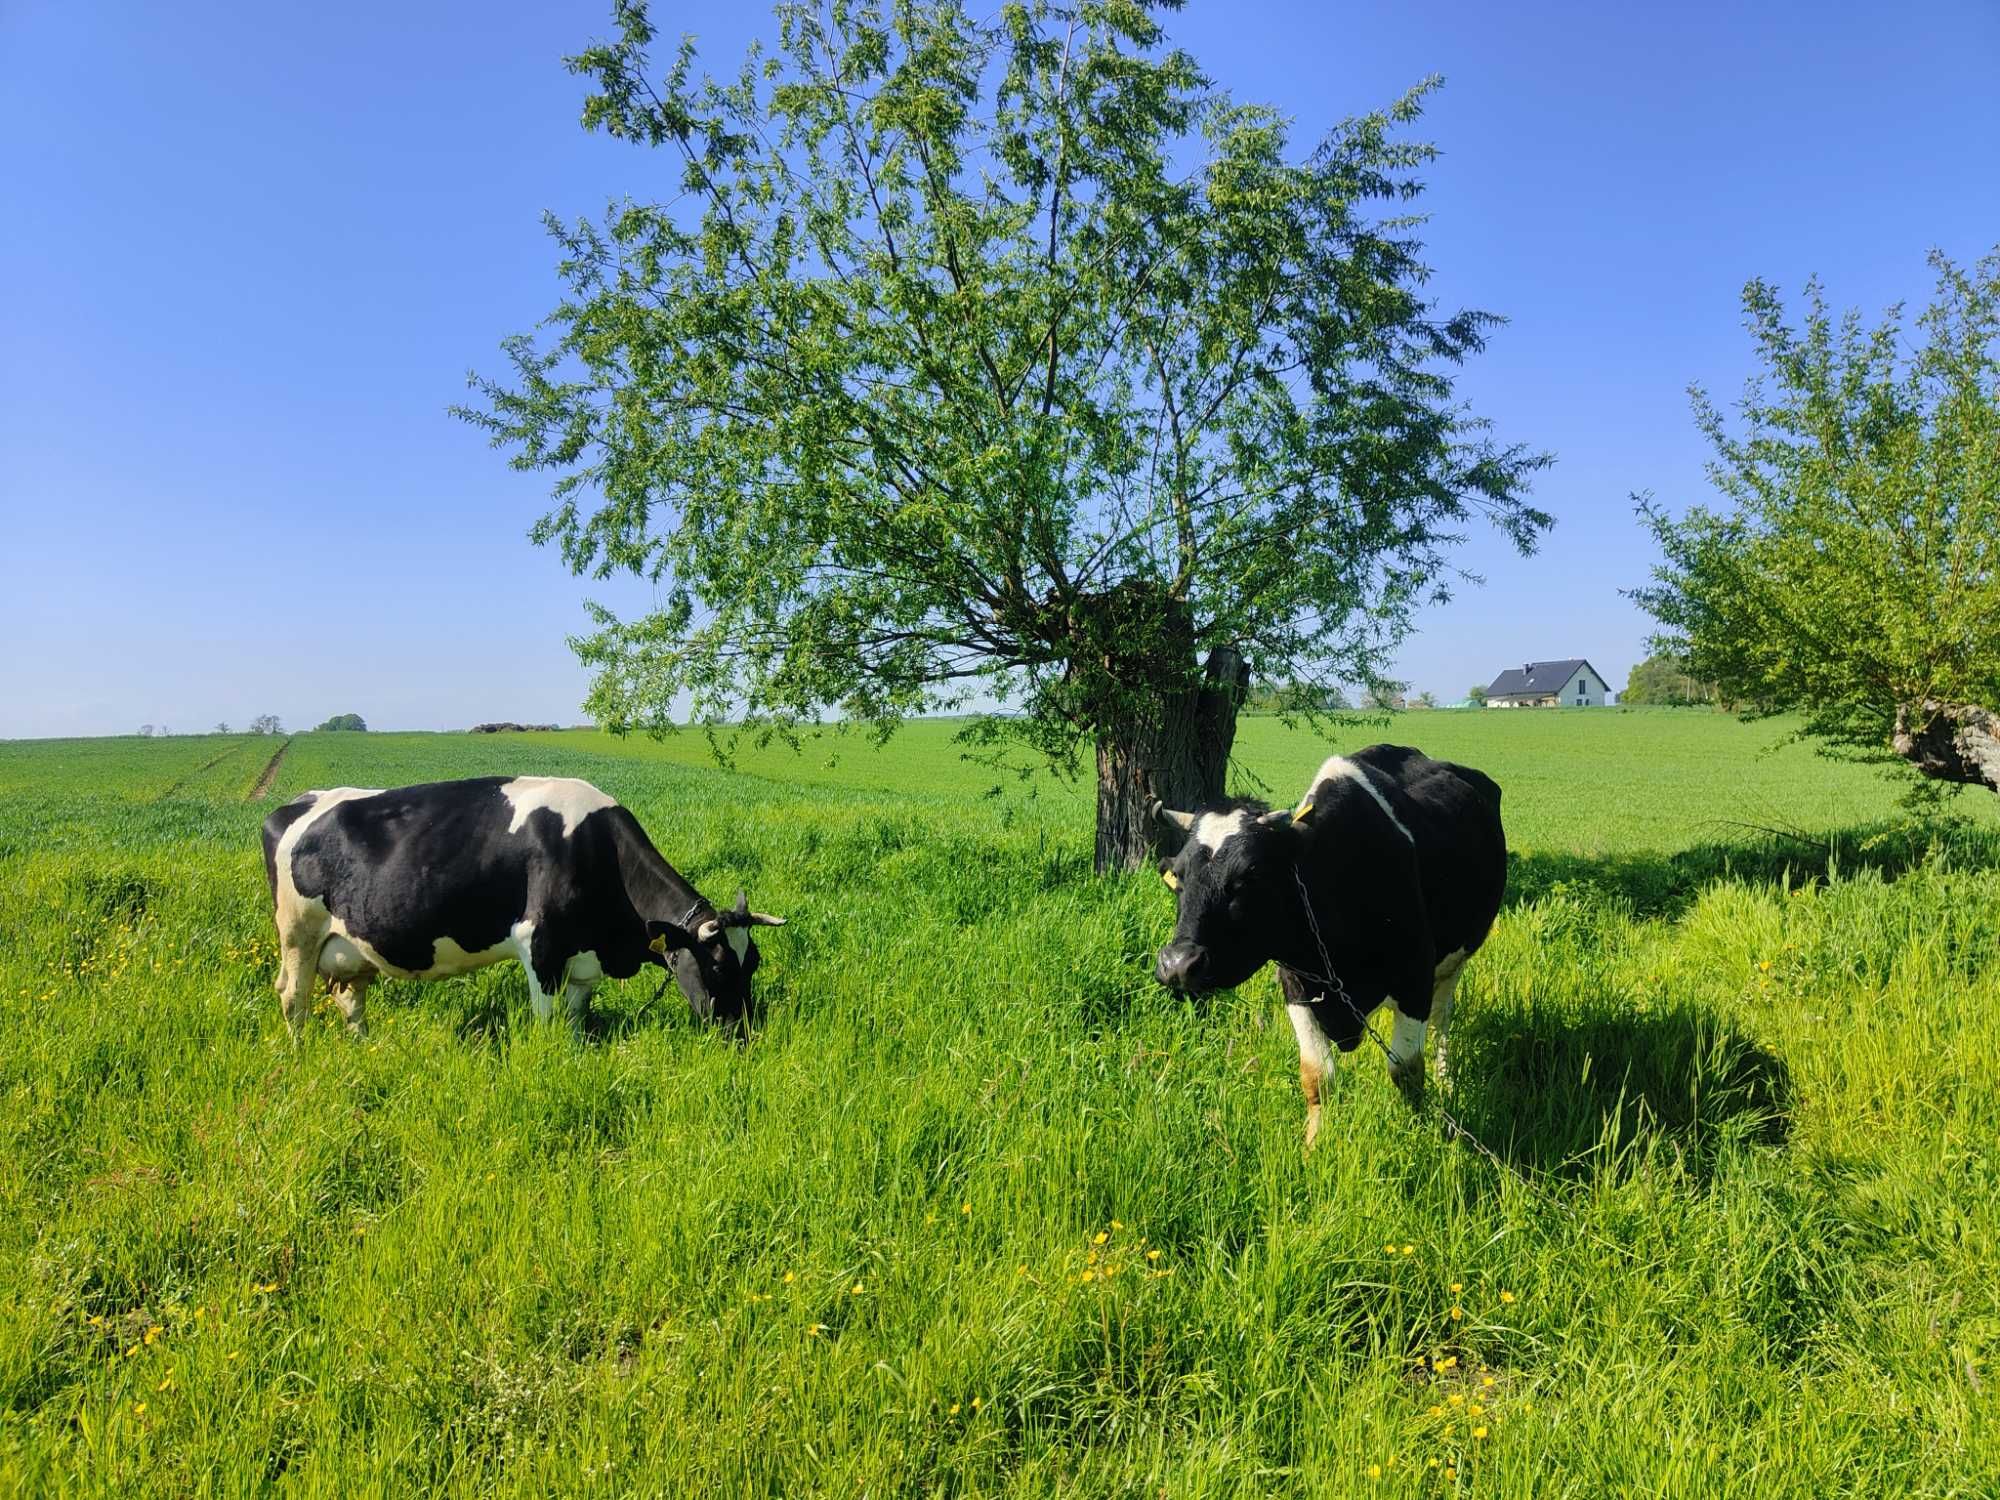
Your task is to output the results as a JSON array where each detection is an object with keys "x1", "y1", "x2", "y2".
[{"x1": 0, "y1": 716, "x2": 1994, "y2": 1495}]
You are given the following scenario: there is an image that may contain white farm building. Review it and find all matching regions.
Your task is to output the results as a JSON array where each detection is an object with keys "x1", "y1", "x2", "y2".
[{"x1": 1484, "y1": 659, "x2": 1608, "y2": 708}]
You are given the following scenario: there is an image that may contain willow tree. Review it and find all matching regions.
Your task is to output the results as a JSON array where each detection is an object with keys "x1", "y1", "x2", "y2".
[
  {"x1": 1635, "y1": 249, "x2": 2000, "y2": 798},
  {"x1": 464, "y1": 0, "x2": 1550, "y2": 870}
]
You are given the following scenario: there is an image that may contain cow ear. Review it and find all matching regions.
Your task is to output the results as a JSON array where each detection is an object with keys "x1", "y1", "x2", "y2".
[{"x1": 647, "y1": 920, "x2": 695, "y2": 956}]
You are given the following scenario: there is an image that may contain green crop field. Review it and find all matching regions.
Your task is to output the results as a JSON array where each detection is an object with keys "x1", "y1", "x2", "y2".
[{"x1": 1, "y1": 712, "x2": 1996, "y2": 1496}]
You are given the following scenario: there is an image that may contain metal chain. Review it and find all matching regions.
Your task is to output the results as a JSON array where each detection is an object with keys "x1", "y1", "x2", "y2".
[{"x1": 1288, "y1": 866, "x2": 1524, "y2": 1181}]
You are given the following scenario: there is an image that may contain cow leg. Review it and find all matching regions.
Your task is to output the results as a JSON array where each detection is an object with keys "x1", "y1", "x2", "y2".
[
  {"x1": 330, "y1": 973, "x2": 374, "y2": 1039},
  {"x1": 564, "y1": 979, "x2": 597, "y2": 1038},
  {"x1": 563, "y1": 951, "x2": 606, "y2": 1039},
  {"x1": 1385, "y1": 957, "x2": 1440, "y2": 1105},
  {"x1": 1430, "y1": 951, "x2": 1467, "y2": 1090},
  {"x1": 1385, "y1": 1005, "x2": 1428, "y2": 1103},
  {"x1": 1281, "y1": 972, "x2": 1336, "y2": 1151},
  {"x1": 274, "y1": 939, "x2": 319, "y2": 1041}
]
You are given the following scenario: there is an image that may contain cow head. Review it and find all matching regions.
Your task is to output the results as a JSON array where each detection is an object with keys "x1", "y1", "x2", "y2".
[
  {"x1": 1150, "y1": 798, "x2": 1308, "y2": 996},
  {"x1": 648, "y1": 891, "x2": 786, "y2": 1028}
]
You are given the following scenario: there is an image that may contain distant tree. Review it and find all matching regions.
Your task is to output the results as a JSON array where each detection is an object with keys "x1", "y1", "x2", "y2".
[
  {"x1": 463, "y1": 0, "x2": 1551, "y2": 871},
  {"x1": 1468, "y1": 683, "x2": 1488, "y2": 706},
  {"x1": 1412, "y1": 690, "x2": 1439, "y2": 710},
  {"x1": 214, "y1": 721, "x2": 231, "y2": 734},
  {"x1": 1244, "y1": 681, "x2": 1353, "y2": 713},
  {"x1": 1634, "y1": 249, "x2": 2000, "y2": 795},
  {"x1": 138, "y1": 724, "x2": 155, "y2": 738},
  {"x1": 1360, "y1": 681, "x2": 1408, "y2": 712},
  {"x1": 315, "y1": 713, "x2": 368, "y2": 732},
  {"x1": 248, "y1": 714, "x2": 284, "y2": 736},
  {"x1": 1619, "y1": 653, "x2": 1715, "y2": 707}
]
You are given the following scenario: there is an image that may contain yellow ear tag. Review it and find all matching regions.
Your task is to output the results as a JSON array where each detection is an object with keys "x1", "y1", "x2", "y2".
[
  {"x1": 1292, "y1": 797, "x2": 1315, "y2": 822},
  {"x1": 1161, "y1": 869, "x2": 1181, "y2": 892},
  {"x1": 648, "y1": 933, "x2": 668, "y2": 956}
]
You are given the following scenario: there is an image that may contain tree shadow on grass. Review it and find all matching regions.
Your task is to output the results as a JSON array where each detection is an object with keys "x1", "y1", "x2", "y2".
[
  {"x1": 1443, "y1": 995, "x2": 1792, "y2": 1183},
  {"x1": 1504, "y1": 818, "x2": 2000, "y2": 922}
]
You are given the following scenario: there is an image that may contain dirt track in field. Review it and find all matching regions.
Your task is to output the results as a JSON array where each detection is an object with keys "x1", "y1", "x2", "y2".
[
  {"x1": 154, "y1": 742, "x2": 249, "y2": 802},
  {"x1": 247, "y1": 738, "x2": 291, "y2": 801}
]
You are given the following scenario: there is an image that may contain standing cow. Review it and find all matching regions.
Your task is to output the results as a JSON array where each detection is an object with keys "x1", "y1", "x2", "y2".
[
  {"x1": 1151, "y1": 744, "x2": 1505, "y2": 1147},
  {"x1": 261, "y1": 776, "x2": 784, "y2": 1038}
]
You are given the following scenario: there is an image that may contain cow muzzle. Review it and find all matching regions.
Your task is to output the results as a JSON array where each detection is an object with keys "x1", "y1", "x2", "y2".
[{"x1": 1154, "y1": 941, "x2": 1210, "y2": 994}]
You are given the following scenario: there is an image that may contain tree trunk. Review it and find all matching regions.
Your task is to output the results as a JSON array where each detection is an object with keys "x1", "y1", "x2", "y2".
[
  {"x1": 1093, "y1": 646, "x2": 1250, "y2": 874},
  {"x1": 1893, "y1": 700, "x2": 2000, "y2": 792}
]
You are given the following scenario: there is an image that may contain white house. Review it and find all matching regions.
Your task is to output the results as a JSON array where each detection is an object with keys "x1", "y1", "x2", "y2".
[{"x1": 1484, "y1": 659, "x2": 1608, "y2": 708}]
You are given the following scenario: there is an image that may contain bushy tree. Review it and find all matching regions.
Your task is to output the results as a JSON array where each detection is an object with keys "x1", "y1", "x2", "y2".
[
  {"x1": 214, "y1": 721, "x2": 232, "y2": 734},
  {"x1": 315, "y1": 713, "x2": 368, "y2": 732},
  {"x1": 1619, "y1": 653, "x2": 1714, "y2": 707},
  {"x1": 465, "y1": 0, "x2": 1549, "y2": 869},
  {"x1": 1467, "y1": 683, "x2": 1487, "y2": 705},
  {"x1": 248, "y1": 714, "x2": 284, "y2": 736},
  {"x1": 1634, "y1": 249, "x2": 2000, "y2": 794}
]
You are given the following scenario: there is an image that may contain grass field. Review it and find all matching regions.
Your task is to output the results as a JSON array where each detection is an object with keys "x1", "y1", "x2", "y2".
[{"x1": 1, "y1": 712, "x2": 1996, "y2": 1496}]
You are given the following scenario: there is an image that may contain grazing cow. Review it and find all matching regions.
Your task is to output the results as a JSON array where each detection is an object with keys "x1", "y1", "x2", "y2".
[
  {"x1": 1151, "y1": 744, "x2": 1505, "y2": 1147},
  {"x1": 260, "y1": 776, "x2": 784, "y2": 1038}
]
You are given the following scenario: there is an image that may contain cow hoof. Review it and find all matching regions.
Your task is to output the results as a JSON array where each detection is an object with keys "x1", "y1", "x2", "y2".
[{"x1": 1303, "y1": 1105, "x2": 1322, "y2": 1153}]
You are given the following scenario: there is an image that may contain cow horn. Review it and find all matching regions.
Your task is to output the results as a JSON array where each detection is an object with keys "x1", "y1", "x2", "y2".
[
  {"x1": 1258, "y1": 807, "x2": 1295, "y2": 827},
  {"x1": 718, "y1": 890, "x2": 786, "y2": 927},
  {"x1": 1149, "y1": 799, "x2": 1196, "y2": 832},
  {"x1": 694, "y1": 915, "x2": 724, "y2": 943}
]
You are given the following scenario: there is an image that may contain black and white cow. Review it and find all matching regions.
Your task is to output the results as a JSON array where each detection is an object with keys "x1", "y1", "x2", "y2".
[
  {"x1": 260, "y1": 776, "x2": 784, "y2": 1038},
  {"x1": 1151, "y1": 744, "x2": 1505, "y2": 1147}
]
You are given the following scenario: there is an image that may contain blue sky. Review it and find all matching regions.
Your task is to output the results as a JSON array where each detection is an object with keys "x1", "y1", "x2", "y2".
[{"x1": 3, "y1": 1, "x2": 1995, "y2": 737}]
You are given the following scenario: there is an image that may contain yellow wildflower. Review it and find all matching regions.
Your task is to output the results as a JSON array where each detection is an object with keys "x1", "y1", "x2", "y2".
[
  {"x1": 961, "y1": 1201, "x2": 971, "y2": 1215},
  {"x1": 807, "y1": 1324, "x2": 824, "y2": 1337},
  {"x1": 1500, "y1": 1290, "x2": 1516, "y2": 1304},
  {"x1": 1368, "y1": 1463, "x2": 1382, "y2": 1479},
  {"x1": 971, "y1": 1397, "x2": 982, "y2": 1410},
  {"x1": 1473, "y1": 1426, "x2": 1488, "y2": 1440},
  {"x1": 1080, "y1": 1270, "x2": 1095, "y2": 1284},
  {"x1": 1449, "y1": 1281, "x2": 1462, "y2": 1293},
  {"x1": 1450, "y1": 1306, "x2": 1463, "y2": 1320},
  {"x1": 948, "y1": 1403, "x2": 960, "y2": 1416},
  {"x1": 1401, "y1": 1244, "x2": 1414, "y2": 1255},
  {"x1": 1110, "y1": 1220, "x2": 1124, "y2": 1230},
  {"x1": 1482, "y1": 1375, "x2": 1495, "y2": 1387},
  {"x1": 783, "y1": 1272, "x2": 795, "y2": 1285},
  {"x1": 1092, "y1": 1231, "x2": 1109, "y2": 1246},
  {"x1": 133, "y1": 1402, "x2": 147, "y2": 1416},
  {"x1": 1146, "y1": 1248, "x2": 1162, "y2": 1261},
  {"x1": 851, "y1": 1282, "x2": 865, "y2": 1296}
]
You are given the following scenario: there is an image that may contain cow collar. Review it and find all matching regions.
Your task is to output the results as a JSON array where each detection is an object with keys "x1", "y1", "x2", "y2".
[{"x1": 1287, "y1": 863, "x2": 1358, "y2": 1018}]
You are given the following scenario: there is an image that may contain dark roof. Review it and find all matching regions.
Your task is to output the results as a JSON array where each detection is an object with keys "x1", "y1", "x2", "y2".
[{"x1": 1485, "y1": 659, "x2": 1603, "y2": 698}]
